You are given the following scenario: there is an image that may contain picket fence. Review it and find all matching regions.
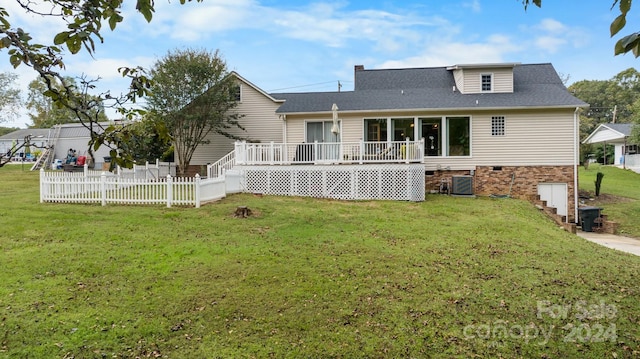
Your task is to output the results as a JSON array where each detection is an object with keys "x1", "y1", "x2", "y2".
[
  {"x1": 116, "y1": 160, "x2": 176, "y2": 180},
  {"x1": 40, "y1": 167, "x2": 225, "y2": 207}
]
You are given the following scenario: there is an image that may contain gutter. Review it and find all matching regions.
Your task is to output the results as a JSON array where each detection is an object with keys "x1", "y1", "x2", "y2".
[{"x1": 276, "y1": 104, "x2": 589, "y2": 116}]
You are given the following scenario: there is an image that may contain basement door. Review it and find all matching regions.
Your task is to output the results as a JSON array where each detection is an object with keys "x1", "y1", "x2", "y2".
[{"x1": 537, "y1": 183, "x2": 568, "y2": 217}]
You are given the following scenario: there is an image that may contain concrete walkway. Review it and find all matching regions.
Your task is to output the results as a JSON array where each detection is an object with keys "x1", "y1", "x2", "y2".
[{"x1": 576, "y1": 230, "x2": 640, "y2": 256}]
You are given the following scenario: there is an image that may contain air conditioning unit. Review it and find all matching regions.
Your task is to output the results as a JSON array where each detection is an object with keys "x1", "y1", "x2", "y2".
[{"x1": 451, "y1": 175, "x2": 474, "y2": 196}]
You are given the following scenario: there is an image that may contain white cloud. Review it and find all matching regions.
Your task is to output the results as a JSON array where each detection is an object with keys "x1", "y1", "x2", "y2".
[
  {"x1": 143, "y1": 1, "x2": 446, "y2": 52},
  {"x1": 463, "y1": 0, "x2": 482, "y2": 13},
  {"x1": 146, "y1": 0, "x2": 258, "y2": 41},
  {"x1": 537, "y1": 18, "x2": 566, "y2": 33},
  {"x1": 535, "y1": 36, "x2": 567, "y2": 53},
  {"x1": 528, "y1": 18, "x2": 589, "y2": 52},
  {"x1": 378, "y1": 34, "x2": 521, "y2": 69}
]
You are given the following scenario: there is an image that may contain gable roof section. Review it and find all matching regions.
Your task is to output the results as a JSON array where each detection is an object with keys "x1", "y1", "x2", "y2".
[
  {"x1": 271, "y1": 63, "x2": 588, "y2": 114},
  {"x1": 583, "y1": 123, "x2": 634, "y2": 144},
  {"x1": 230, "y1": 71, "x2": 285, "y2": 104}
]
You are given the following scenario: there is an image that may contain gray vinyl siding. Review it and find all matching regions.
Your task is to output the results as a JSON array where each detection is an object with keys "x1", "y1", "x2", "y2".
[
  {"x1": 460, "y1": 68, "x2": 514, "y2": 94},
  {"x1": 189, "y1": 82, "x2": 284, "y2": 166},
  {"x1": 492, "y1": 68, "x2": 514, "y2": 92},
  {"x1": 286, "y1": 109, "x2": 575, "y2": 169},
  {"x1": 452, "y1": 69, "x2": 464, "y2": 92},
  {"x1": 423, "y1": 109, "x2": 575, "y2": 170}
]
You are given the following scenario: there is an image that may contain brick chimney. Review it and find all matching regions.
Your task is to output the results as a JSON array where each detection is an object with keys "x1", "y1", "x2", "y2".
[{"x1": 354, "y1": 65, "x2": 364, "y2": 88}]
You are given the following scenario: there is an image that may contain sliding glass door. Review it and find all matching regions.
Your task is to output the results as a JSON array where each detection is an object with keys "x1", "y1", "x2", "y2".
[{"x1": 306, "y1": 121, "x2": 340, "y2": 161}]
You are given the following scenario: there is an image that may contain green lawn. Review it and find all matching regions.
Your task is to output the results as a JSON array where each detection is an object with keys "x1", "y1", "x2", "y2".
[
  {"x1": 579, "y1": 164, "x2": 640, "y2": 238},
  {"x1": 1, "y1": 165, "x2": 639, "y2": 358}
]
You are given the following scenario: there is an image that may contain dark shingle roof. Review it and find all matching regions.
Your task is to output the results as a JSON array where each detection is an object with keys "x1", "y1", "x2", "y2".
[
  {"x1": 605, "y1": 123, "x2": 633, "y2": 136},
  {"x1": 271, "y1": 63, "x2": 588, "y2": 114}
]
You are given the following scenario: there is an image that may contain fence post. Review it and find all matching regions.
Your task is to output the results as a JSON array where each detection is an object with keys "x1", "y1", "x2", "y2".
[
  {"x1": 314, "y1": 141, "x2": 318, "y2": 162},
  {"x1": 235, "y1": 141, "x2": 245, "y2": 164},
  {"x1": 195, "y1": 173, "x2": 201, "y2": 208},
  {"x1": 359, "y1": 139, "x2": 364, "y2": 164},
  {"x1": 166, "y1": 174, "x2": 173, "y2": 208},
  {"x1": 83, "y1": 163, "x2": 88, "y2": 177},
  {"x1": 101, "y1": 171, "x2": 107, "y2": 206},
  {"x1": 40, "y1": 168, "x2": 44, "y2": 203}
]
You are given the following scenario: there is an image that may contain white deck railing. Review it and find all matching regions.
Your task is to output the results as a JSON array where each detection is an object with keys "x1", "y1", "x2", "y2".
[
  {"x1": 234, "y1": 139, "x2": 425, "y2": 165},
  {"x1": 40, "y1": 168, "x2": 225, "y2": 207},
  {"x1": 208, "y1": 150, "x2": 236, "y2": 178}
]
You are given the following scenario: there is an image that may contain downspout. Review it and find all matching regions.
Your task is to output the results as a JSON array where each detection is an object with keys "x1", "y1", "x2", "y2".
[{"x1": 573, "y1": 107, "x2": 580, "y2": 224}]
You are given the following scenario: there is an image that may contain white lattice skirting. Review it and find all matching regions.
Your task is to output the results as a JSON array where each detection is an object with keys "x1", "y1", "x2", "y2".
[{"x1": 235, "y1": 164, "x2": 425, "y2": 201}]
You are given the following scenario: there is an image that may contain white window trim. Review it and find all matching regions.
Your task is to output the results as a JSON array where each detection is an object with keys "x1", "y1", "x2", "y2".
[
  {"x1": 362, "y1": 116, "x2": 473, "y2": 157},
  {"x1": 443, "y1": 116, "x2": 472, "y2": 157},
  {"x1": 236, "y1": 84, "x2": 243, "y2": 102},
  {"x1": 304, "y1": 119, "x2": 341, "y2": 143},
  {"x1": 481, "y1": 73, "x2": 493, "y2": 92},
  {"x1": 491, "y1": 116, "x2": 506, "y2": 136}
]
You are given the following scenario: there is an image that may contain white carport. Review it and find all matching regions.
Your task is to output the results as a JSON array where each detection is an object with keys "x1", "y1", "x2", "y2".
[{"x1": 582, "y1": 123, "x2": 636, "y2": 167}]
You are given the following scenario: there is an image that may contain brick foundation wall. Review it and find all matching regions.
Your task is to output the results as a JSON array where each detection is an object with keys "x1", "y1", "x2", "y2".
[
  {"x1": 426, "y1": 165, "x2": 577, "y2": 222},
  {"x1": 425, "y1": 170, "x2": 472, "y2": 193},
  {"x1": 181, "y1": 165, "x2": 208, "y2": 177}
]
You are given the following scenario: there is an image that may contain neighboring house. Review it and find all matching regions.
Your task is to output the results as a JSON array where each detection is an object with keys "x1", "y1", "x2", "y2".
[
  {"x1": 2, "y1": 122, "x2": 116, "y2": 169},
  {"x1": 0, "y1": 128, "x2": 50, "y2": 159},
  {"x1": 194, "y1": 63, "x2": 588, "y2": 222},
  {"x1": 582, "y1": 123, "x2": 637, "y2": 166},
  {"x1": 49, "y1": 122, "x2": 113, "y2": 168}
]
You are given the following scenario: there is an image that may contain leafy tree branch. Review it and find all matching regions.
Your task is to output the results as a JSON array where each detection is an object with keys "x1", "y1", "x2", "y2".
[{"x1": 0, "y1": 1, "x2": 201, "y2": 169}]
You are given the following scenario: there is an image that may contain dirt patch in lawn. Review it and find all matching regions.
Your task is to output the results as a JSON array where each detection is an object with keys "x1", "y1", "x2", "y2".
[{"x1": 579, "y1": 191, "x2": 635, "y2": 205}]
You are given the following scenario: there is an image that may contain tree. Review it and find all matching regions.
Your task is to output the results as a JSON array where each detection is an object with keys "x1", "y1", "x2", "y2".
[
  {"x1": 523, "y1": 0, "x2": 640, "y2": 57},
  {"x1": 146, "y1": 49, "x2": 243, "y2": 176},
  {"x1": 0, "y1": 126, "x2": 18, "y2": 136},
  {"x1": 0, "y1": 133, "x2": 45, "y2": 168},
  {"x1": 569, "y1": 68, "x2": 640, "y2": 125},
  {"x1": 567, "y1": 68, "x2": 640, "y2": 164},
  {"x1": 0, "y1": 1, "x2": 202, "y2": 169},
  {"x1": 119, "y1": 116, "x2": 173, "y2": 164},
  {"x1": 26, "y1": 76, "x2": 109, "y2": 128},
  {"x1": 0, "y1": 72, "x2": 21, "y2": 123}
]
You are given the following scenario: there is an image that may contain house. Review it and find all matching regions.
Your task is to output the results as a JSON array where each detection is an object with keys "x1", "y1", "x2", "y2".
[
  {"x1": 192, "y1": 63, "x2": 588, "y2": 222},
  {"x1": 0, "y1": 128, "x2": 50, "y2": 160},
  {"x1": 189, "y1": 72, "x2": 285, "y2": 171},
  {"x1": 2, "y1": 122, "x2": 116, "y2": 170},
  {"x1": 48, "y1": 122, "x2": 113, "y2": 168},
  {"x1": 582, "y1": 123, "x2": 638, "y2": 167}
]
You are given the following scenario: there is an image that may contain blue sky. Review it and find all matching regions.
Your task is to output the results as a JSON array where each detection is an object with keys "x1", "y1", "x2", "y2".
[{"x1": 2, "y1": 0, "x2": 639, "y2": 128}]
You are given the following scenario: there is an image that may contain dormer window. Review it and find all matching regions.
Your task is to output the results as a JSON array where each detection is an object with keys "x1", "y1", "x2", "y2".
[{"x1": 481, "y1": 74, "x2": 492, "y2": 92}]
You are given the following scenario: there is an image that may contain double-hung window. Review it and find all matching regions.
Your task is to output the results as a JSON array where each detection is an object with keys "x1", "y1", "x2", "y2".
[{"x1": 481, "y1": 74, "x2": 492, "y2": 92}]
